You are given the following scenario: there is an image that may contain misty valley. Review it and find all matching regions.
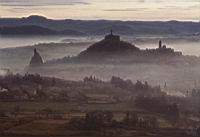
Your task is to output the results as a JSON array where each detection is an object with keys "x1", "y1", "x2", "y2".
[{"x1": 1, "y1": 16, "x2": 200, "y2": 137}]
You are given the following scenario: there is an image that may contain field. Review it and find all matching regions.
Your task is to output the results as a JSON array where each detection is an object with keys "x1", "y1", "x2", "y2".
[
  {"x1": 0, "y1": 101, "x2": 135, "y2": 112},
  {"x1": 0, "y1": 101, "x2": 195, "y2": 137}
]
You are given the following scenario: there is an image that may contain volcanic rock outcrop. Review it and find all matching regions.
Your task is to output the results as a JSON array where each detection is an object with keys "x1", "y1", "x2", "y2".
[
  {"x1": 79, "y1": 30, "x2": 139, "y2": 59},
  {"x1": 29, "y1": 48, "x2": 43, "y2": 67}
]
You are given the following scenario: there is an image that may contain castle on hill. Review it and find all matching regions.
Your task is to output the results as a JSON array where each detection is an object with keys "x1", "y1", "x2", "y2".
[{"x1": 144, "y1": 40, "x2": 182, "y2": 56}]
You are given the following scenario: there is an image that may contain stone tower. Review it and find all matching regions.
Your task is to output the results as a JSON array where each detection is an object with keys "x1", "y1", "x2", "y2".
[{"x1": 159, "y1": 40, "x2": 162, "y2": 49}]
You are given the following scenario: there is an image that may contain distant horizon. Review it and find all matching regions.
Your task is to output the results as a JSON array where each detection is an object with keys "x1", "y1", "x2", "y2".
[
  {"x1": 0, "y1": 0, "x2": 199, "y2": 22},
  {"x1": 0, "y1": 14, "x2": 199, "y2": 22}
]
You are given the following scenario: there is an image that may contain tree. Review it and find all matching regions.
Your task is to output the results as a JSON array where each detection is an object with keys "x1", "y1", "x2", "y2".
[
  {"x1": 168, "y1": 103, "x2": 179, "y2": 126},
  {"x1": 123, "y1": 112, "x2": 138, "y2": 127},
  {"x1": 197, "y1": 127, "x2": 200, "y2": 137}
]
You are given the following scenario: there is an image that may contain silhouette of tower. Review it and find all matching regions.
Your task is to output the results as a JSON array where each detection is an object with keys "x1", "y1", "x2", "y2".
[
  {"x1": 110, "y1": 29, "x2": 113, "y2": 35},
  {"x1": 159, "y1": 40, "x2": 162, "y2": 49}
]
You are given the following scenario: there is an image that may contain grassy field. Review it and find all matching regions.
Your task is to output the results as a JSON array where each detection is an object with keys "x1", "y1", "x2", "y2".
[
  {"x1": 0, "y1": 101, "x2": 136, "y2": 113},
  {"x1": 0, "y1": 101, "x2": 195, "y2": 137}
]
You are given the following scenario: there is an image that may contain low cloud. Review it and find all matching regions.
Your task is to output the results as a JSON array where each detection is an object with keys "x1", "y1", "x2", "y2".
[
  {"x1": 105, "y1": 8, "x2": 148, "y2": 12},
  {"x1": 0, "y1": 0, "x2": 89, "y2": 6}
]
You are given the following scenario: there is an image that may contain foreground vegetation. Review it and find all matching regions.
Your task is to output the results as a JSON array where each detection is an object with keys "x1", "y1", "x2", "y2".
[{"x1": 0, "y1": 74, "x2": 200, "y2": 136}]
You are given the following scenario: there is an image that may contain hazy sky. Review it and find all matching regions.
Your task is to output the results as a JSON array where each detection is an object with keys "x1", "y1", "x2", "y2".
[{"x1": 0, "y1": 0, "x2": 199, "y2": 21}]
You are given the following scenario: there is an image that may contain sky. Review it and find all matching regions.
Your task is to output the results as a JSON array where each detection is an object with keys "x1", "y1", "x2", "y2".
[{"x1": 0, "y1": 0, "x2": 199, "y2": 21}]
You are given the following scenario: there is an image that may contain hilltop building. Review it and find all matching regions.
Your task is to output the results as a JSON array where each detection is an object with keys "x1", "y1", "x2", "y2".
[
  {"x1": 156, "y1": 40, "x2": 182, "y2": 56},
  {"x1": 144, "y1": 40, "x2": 182, "y2": 56},
  {"x1": 29, "y1": 48, "x2": 43, "y2": 67},
  {"x1": 105, "y1": 29, "x2": 120, "y2": 41}
]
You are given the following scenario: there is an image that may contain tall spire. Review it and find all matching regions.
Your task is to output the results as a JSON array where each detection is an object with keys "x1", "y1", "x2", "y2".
[
  {"x1": 110, "y1": 29, "x2": 113, "y2": 35},
  {"x1": 159, "y1": 40, "x2": 162, "y2": 48}
]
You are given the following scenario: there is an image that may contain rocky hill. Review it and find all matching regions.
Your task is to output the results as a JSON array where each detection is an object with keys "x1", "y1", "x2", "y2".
[
  {"x1": 29, "y1": 48, "x2": 43, "y2": 67},
  {"x1": 78, "y1": 30, "x2": 139, "y2": 59}
]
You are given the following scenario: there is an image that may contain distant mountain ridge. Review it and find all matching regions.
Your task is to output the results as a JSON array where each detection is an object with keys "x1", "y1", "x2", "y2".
[
  {"x1": 0, "y1": 25, "x2": 86, "y2": 36},
  {"x1": 0, "y1": 15, "x2": 200, "y2": 36},
  {"x1": 0, "y1": 25, "x2": 56, "y2": 35}
]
